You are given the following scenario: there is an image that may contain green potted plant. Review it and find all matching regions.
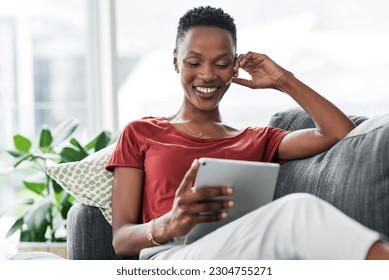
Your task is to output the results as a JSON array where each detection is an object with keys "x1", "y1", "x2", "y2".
[{"x1": 2, "y1": 119, "x2": 114, "y2": 257}]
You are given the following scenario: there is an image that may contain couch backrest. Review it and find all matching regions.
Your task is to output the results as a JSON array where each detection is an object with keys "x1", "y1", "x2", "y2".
[{"x1": 269, "y1": 107, "x2": 389, "y2": 238}]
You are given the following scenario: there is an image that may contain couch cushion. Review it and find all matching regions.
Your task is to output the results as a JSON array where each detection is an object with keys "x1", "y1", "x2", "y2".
[
  {"x1": 269, "y1": 107, "x2": 368, "y2": 130},
  {"x1": 269, "y1": 108, "x2": 389, "y2": 237},
  {"x1": 44, "y1": 144, "x2": 115, "y2": 224}
]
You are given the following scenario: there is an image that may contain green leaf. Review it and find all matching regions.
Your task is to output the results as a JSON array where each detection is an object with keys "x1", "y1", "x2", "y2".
[
  {"x1": 19, "y1": 198, "x2": 35, "y2": 205},
  {"x1": 19, "y1": 229, "x2": 33, "y2": 241},
  {"x1": 39, "y1": 128, "x2": 53, "y2": 151},
  {"x1": 60, "y1": 147, "x2": 86, "y2": 162},
  {"x1": 52, "y1": 119, "x2": 79, "y2": 145},
  {"x1": 95, "y1": 131, "x2": 112, "y2": 151},
  {"x1": 53, "y1": 179, "x2": 70, "y2": 205},
  {"x1": 85, "y1": 130, "x2": 111, "y2": 151},
  {"x1": 60, "y1": 193, "x2": 73, "y2": 220},
  {"x1": 69, "y1": 138, "x2": 89, "y2": 159},
  {"x1": 54, "y1": 190, "x2": 63, "y2": 205},
  {"x1": 23, "y1": 196, "x2": 52, "y2": 241},
  {"x1": 6, "y1": 217, "x2": 24, "y2": 238},
  {"x1": 85, "y1": 136, "x2": 98, "y2": 150},
  {"x1": 23, "y1": 181, "x2": 46, "y2": 196},
  {"x1": 53, "y1": 236, "x2": 66, "y2": 242},
  {"x1": 52, "y1": 179, "x2": 64, "y2": 194},
  {"x1": 66, "y1": 194, "x2": 75, "y2": 204},
  {"x1": 0, "y1": 198, "x2": 34, "y2": 218},
  {"x1": 6, "y1": 150, "x2": 23, "y2": 158},
  {"x1": 13, "y1": 134, "x2": 32, "y2": 153},
  {"x1": 20, "y1": 219, "x2": 49, "y2": 242}
]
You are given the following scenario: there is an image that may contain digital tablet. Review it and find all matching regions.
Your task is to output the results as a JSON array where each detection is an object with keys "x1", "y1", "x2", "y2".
[{"x1": 184, "y1": 157, "x2": 280, "y2": 244}]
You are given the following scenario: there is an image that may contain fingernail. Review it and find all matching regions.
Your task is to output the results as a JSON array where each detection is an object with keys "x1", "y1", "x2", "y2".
[
  {"x1": 227, "y1": 187, "x2": 233, "y2": 194},
  {"x1": 220, "y1": 212, "x2": 227, "y2": 219},
  {"x1": 228, "y1": 200, "x2": 234, "y2": 208}
]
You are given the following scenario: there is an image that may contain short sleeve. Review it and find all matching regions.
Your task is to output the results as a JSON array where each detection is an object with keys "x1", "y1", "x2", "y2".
[
  {"x1": 262, "y1": 127, "x2": 290, "y2": 163},
  {"x1": 105, "y1": 122, "x2": 145, "y2": 172}
]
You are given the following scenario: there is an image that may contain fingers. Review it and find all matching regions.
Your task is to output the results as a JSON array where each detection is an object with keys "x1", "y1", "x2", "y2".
[
  {"x1": 182, "y1": 186, "x2": 234, "y2": 215},
  {"x1": 173, "y1": 161, "x2": 236, "y2": 230},
  {"x1": 178, "y1": 185, "x2": 233, "y2": 206},
  {"x1": 233, "y1": 52, "x2": 265, "y2": 89},
  {"x1": 176, "y1": 186, "x2": 234, "y2": 220},
  {"x1": 179, "y1": 199, "x2": 233, "y2": 225},
  {"x1": 184, "y1": 198, "x2": 234, "y2": 216},
  {"x1": 193, "y1": 211, "x2": 228, "y2": 224},
  {"x1": 232, "y1": 77, "x2": 253, "y2": 88},
  {"x1": 233, "y1": 54, "x2": 244, "y2": 77},
  {"x1": 234, "y1": 52, "x2": 265, "y2": 71},
  {"x1": 194, "y1": 185, "x2": 233, "y2": 197}
]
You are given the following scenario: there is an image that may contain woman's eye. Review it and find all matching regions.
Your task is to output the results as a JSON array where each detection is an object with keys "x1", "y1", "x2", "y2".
[
  {"x1": 216, "y1": 63, "x2": 231, "y2": 69},
  {"x1": 187, "y1": 62, "x2": 200, "y2": 67}
]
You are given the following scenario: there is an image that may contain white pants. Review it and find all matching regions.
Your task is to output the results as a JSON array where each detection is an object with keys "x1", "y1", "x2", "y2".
[{"x1": 141, "y1": 193, "x2": 380, "y2": 260}]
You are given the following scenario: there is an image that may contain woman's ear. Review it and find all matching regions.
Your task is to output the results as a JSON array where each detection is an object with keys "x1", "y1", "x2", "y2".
[
  {"x1": 233, "y1": 53, "x2": 239, "y2": 77},
  {"x1": 173, "y1": 49, "x2": 179, "y2": 73}
]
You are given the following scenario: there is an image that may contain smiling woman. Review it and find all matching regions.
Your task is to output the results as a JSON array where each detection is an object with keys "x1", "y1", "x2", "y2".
[
  {"x1": 106, "y1": 6, "x2": 389, "y2": 260},
  {"x1": 172, "y1": 26, "x2": 236, "y2": 134}
]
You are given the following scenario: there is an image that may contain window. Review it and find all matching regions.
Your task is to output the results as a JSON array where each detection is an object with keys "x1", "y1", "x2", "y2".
[
  {"x1": 0, "y1": 18, "x2": 16, "y2": 147},
  {"x1": 115, "y1": 0, "x2": 389, "y2": 129},
  {"x1": 0, "y1": 0, "x2": 117, "y2": 258},
  {"x1": 0, "y1": 0, "x2": 117, "y2": 149}
]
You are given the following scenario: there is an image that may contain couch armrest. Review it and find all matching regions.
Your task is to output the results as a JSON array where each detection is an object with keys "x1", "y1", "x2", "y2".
[{"x1": 67, "y1": 203, "x2": 121, "y2": 260}]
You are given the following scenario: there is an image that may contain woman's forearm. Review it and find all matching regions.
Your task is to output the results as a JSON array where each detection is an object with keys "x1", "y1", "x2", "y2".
[
  {"x1": 112, "y1": 215, "x2": 174, "y2": 257},
  {"x1": 113, "y1": 223, "x2": 151, "y2": 257}
]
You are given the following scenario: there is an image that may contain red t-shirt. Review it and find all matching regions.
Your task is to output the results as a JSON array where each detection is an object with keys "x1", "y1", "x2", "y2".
[{"x1": 106, "y1": 117, "x2": 290, "y2": 223}]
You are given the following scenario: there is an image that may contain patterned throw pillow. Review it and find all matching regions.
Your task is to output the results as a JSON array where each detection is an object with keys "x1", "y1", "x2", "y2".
[{"x1": 44, "y1": 144, "x2": 115, "y2": 224}]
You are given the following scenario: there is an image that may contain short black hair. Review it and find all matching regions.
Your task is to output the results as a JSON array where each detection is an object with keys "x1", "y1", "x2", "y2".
[{"x1": 175, "y1": 6, "x2": 237, "y2": 51}]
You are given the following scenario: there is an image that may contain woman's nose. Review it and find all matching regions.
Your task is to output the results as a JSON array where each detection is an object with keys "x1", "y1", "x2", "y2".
[{"x1": 198, "y1": 65, "x2": 217, "y2": 81}]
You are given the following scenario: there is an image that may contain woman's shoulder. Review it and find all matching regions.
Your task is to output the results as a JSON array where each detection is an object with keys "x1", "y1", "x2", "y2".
[
  {"x1": 126, "y1": 116, "x2": 166, "y2": 126},
  {"x1": 122, "y1": 116, "x2": 168, "y2": 135},
  {"x1": 242, "y1": 125, "x2": 288, "y2": 138},
  {"x1": 243, "y1": 125, "x2": 272, "y2": 133}
]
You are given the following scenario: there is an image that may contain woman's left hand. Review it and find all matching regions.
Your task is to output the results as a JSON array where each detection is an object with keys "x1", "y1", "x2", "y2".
[{"x1": 232, "y1": 52, "x2": 291, "y2": 91}]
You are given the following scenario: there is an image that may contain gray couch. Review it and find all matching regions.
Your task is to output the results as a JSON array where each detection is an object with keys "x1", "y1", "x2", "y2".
[{"x1": 67, "y1": 108, "x2": 389, "y2": 259}]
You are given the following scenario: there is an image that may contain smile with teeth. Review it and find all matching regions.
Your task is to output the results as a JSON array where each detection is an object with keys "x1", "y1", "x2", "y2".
[{"x1": 195, "y1": 86, "x2": 218, "y2": 93}]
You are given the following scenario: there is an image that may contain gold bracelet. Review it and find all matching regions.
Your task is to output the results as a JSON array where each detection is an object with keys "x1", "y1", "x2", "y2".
[{"x1": 146, "y1": 219, "x2": 162, "y2": 246}]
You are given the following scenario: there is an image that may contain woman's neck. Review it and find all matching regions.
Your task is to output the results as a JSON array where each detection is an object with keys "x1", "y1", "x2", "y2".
[{"x1": 176, "y1": 105, "x2": 222, "y2": 123}]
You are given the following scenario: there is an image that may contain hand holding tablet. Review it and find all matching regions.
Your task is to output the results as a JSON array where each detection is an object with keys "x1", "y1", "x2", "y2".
[{"x1": 185, "y1": 157, "x2": 280, "y2": 244}]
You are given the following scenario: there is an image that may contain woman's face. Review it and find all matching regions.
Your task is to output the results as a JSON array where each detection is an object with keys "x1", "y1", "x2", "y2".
[{"x1": 174, "y1": 26, "x2": 235, "y2": 113}]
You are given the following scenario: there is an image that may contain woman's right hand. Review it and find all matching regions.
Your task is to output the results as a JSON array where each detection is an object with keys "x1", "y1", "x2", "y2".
[
  {"x1": 233, "y1": 52, "x2": 291, "y2": 91},
  {"x1": 158, "y1": 159, "x2": 234, "y2": 239}
]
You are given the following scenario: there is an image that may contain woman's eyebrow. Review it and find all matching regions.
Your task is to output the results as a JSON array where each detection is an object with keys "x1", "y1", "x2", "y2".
[
  {"x1": 185, "y1": 50, "x2": 201, "y2": 57},
  {"x1": 185, "y1": 51, "x2": 233, "y2": 60},
  {"x1": 215, "y1": 52, "x2": 234, "y2": 60}
]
